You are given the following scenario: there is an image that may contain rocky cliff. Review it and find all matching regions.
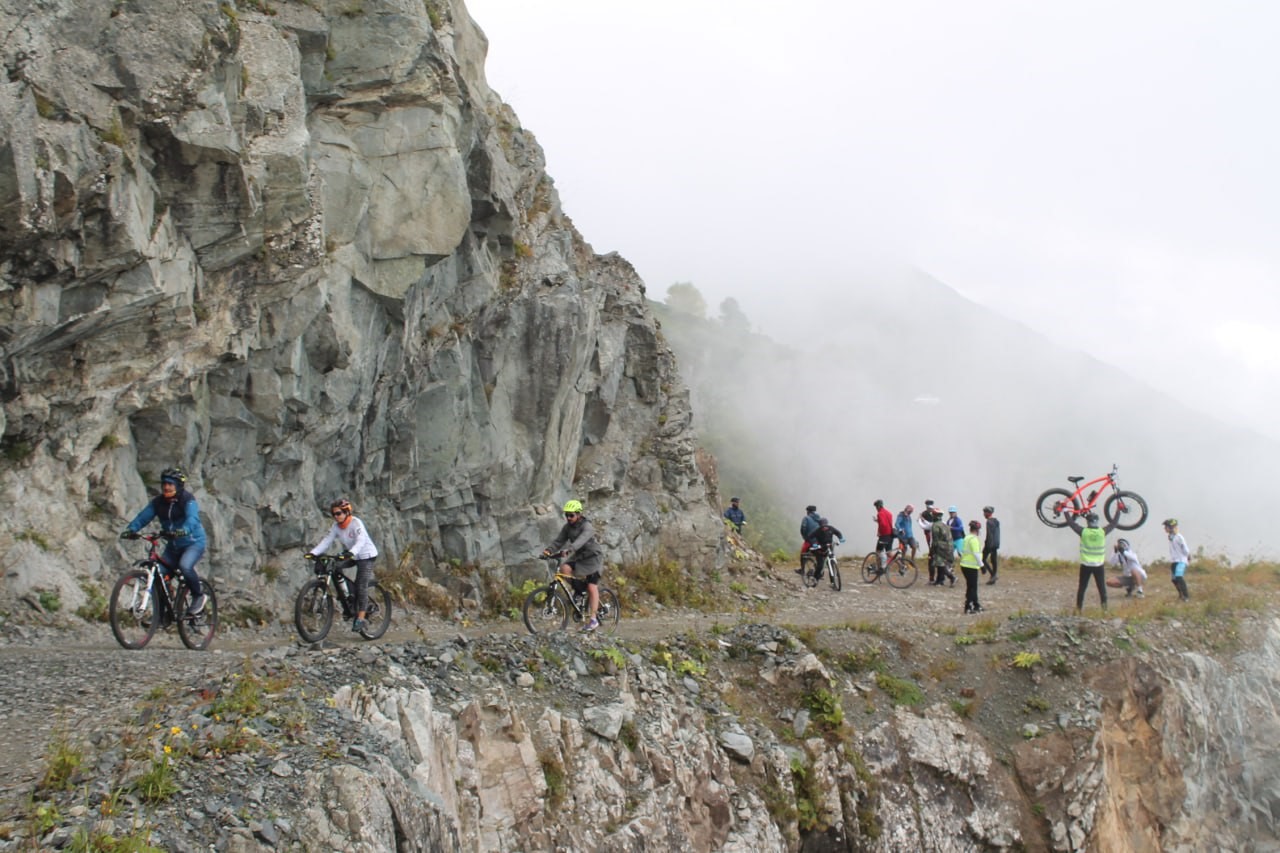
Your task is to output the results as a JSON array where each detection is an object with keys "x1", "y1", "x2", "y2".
[{"x1": 0, "y1": 0, "x2": 722, "y2": 611}]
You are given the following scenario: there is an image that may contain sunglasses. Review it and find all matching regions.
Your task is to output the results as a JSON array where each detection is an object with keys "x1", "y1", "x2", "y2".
[
  {"x1": 332, "y1": 510, "x2": 349, "y2": 518},
  {"x1": 564, "y1": 512, "x2": 579, "y2": 519}
]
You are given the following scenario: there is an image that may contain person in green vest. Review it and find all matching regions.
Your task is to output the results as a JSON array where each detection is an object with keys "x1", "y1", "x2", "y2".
[
  {"x1": 959, "y1": 519, "x2": 985, "y2": 614},
  {"x1": 1067, "y1": 511, "x2": 1118, "y2": 613}
]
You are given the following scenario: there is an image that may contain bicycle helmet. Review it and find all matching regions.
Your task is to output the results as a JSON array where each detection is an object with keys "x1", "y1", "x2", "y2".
[
  {"x1": 562, "y1": 499, "x2": 583, "y2": 514},
  {"x1": 329, "y1": 497, "x2": 353, "y2": 514},
  {"x1": 1085, "y1": 512, "x2": 1100, "y2": 525},
  {"x1": 982, "y1": 506, "x2": 994, "y2": 514},
  {"x1": 1116, "y1": 538, "x2": 1131, "y2": 551},
  {"x1": 160, "y1": 466, "x2": 187, "y2": 486},
  {"x1": 969, "y1": 520, "x2": 981, "y2": 531},
  {"x1": 818, "y1": 517, "x2": 829, "y2": 525},
  {"x1": 1163, "y1": 518, "x2": 1178, "y2": 528}
]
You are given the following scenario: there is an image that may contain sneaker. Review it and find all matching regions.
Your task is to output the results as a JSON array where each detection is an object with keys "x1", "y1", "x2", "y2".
[
  {"x1": 1136, "y1": 589, "x2": 1145, "y2": 598},
  {"x1": 794, "y1": 567, "x2": 803, "y2": 575},
  {"x1": 352, "y1": 618, "x2": 366, "y2": 633},
  {"x1": 986, "y1": 578, "x2": 997, "y2": 585},
  {"x1": 185, "y1": 593, "x2": 207, "y2": 616},
  {"x1": 582, "y1": 617, "x2": 599, "y2": 633}
]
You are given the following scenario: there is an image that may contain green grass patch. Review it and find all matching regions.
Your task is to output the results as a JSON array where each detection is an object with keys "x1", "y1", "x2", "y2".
[{"x1": 875, "y1": 672, "x2": 923, "y2": 706}]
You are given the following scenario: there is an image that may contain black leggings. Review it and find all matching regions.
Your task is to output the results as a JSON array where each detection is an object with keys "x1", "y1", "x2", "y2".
[{"x1": 1076, "y1": 564, "x2": 1106, "y2": 610}]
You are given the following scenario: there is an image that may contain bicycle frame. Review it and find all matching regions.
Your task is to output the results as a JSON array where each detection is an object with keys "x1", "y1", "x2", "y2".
[
  {"x1": 129, "y1": 535, "x2": 182, "y2": 625},
  {"x1": 1059, "y1": 465, "x2": 1120, "y2": 516}
]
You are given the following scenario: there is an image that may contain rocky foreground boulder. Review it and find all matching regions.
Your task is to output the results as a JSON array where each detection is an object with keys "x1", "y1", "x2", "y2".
[{"x1": 2, "y1": 604, "x2": 1278, "y2": 851}]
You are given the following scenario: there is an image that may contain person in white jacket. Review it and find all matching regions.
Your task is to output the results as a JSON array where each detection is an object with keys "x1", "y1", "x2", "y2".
[
  {"x1": 1164, "y1": 518, "x2": 1191, "y2": 601},
  {"x1": 309, "y1": 497, "x2": 379, "y2": 632},
  {"x1": 1108, "y1": 538, "x2": 1147, "y2": 598}
]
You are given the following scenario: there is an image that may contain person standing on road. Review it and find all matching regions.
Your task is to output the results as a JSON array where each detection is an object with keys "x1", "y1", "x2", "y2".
[
  {"x1": 981, "y1": 506, "x2": 1001, "y2": 585},
  {"x1": 895, "y1": 504, "x2": 919, "y2": 560},
  {"x1": 309, "y1": 497, "x2": 379, "y2": 633},
  {"x1": 723, "y1": 497, "x2": 746, "y2": 532},
  {"x1": 921, "y1": 500, "x2": 938, "y2": 549},
  {"x1": 960, "y1": 519, "x2": 984, "y2": 613},
  {"x1": 1067, "y1": 512, "x2": 1118, "y2": 613},
  {"x1": 947, "y1": 506, "x2": 965, "y2": 555},
  {"x1": 1164, "y1": 518, "x2": 1191, "y2": 601},
  {"x1": 928, "y1": 509, "x2": 956, "y2": 586}
]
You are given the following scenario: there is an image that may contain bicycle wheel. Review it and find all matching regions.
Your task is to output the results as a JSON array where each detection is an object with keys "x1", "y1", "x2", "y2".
[
  {"x1": 596, "y1": 588, "x2": 621, "y2": 635},
  {"x1": 801, "y1": 555, "x2": 820, "y2": 588},
  {"x1": 176, "y1": 583, "x2": 218, "y2": 651},
  {"x1": 861, "y1": 553, "x2": 880, "y2": 583},
  {"x1": 886, "y1": 556, "x2": 919, "y2": 589},
  {"x1": 294, "y1": 578, "x2": 334, "y2": 642},
  {"x1": 827, "y1": 556, "x2": 842, "y2": 592},
  {"x1": 1104, "y1": 491, "x2": 1149, "y2": 531},
  {"x1": 1035, "y1": 488, "x2": 1075, "y2": 528},
  {"x1": 522, "y1": 586, "x2": 570, "y2": 634},
  {"x1": 109, "y1": 569, "x2": 159, "y2": 650},
  {"x1": 358, "y1": 582, "x2": 392, "y2": 640}
]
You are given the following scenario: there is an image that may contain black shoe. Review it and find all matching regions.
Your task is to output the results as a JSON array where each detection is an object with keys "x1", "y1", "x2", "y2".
[
  {"x1": 794, "y1": 567, "x2": 803, "y2": 575},
  {"x1": 986, "y1": 578, "x2": 996, "y2": 585},
  {"x1": 949, "y1": 578, "x2": 955, "y2": 587}
]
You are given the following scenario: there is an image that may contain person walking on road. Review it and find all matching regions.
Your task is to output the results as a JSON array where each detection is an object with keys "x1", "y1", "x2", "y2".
[{"x1": 981, "y1": 506, "x2": 1001, "y2": 585}]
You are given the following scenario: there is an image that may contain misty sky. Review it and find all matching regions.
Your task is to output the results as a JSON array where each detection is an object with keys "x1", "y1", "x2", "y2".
[{"x1": 466, "y1": 0, "x2": 1280, "y2": 442}]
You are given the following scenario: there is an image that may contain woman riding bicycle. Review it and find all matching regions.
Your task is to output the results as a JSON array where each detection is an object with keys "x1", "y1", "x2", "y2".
[
  {"x1": 121, "y1": 466, "x2": 209, "y2": 616},
  {"x1": 542, "y1": 500, "x2": 604, "y2": 632},
  {"x1": 308, "y1": 498, "x2": 378, "y2": 633}
]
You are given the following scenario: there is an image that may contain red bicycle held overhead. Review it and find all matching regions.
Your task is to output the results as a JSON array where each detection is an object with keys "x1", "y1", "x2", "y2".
[{"x1": 1035, "y1": 464, "x2": 1149, "y2": 531}]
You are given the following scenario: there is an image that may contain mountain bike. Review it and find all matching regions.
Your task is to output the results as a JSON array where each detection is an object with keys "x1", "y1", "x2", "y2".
[
  {"x1": 522, "y1": 554, "x2": 620, "y2": 635},
  {"x1": 801, "y1": 544, "x2": 842, "y2": 591},
  {"x1": 1035, "y1": 464, "x2": 1149, "y2": 531},
  {"x1": 294, "y1": 553, "x2": 392, "y2": 642},
  {"x1": 109, "y1": 532, "x2": 218, "y2": 650},
  {"x1": 861, "y1": 547, "x2": 919, "y2": 588}
]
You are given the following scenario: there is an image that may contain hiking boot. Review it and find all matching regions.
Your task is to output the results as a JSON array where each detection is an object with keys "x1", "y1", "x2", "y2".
[
  {"x1": 185, "y1": 593, "x2": 207, "y2": 616},
  {"x1": 352, "y1": 618, "x2": 367, "y2": 633},
  {"x1": 582, "y1": 617, "x2": 599, "y2": 633}
]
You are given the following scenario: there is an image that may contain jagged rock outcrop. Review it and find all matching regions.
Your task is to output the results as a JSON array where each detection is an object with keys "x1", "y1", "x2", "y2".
[{"x1": 0, "y1": 0, "x2": 722, "y2": 611}]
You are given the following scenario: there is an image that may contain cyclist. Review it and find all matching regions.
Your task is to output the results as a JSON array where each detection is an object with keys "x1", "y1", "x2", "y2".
[
  {"x1": 894, "y1": 504, "x2": 918, "y2": 560},
  {"x1": 308, "y1": 498, "x2": 379, "y2": 633},
  {"x1": 959, "y1": 519, "x2": 984, "y2": 613},
  {"x1": 804, "y1": 517, "x2": 846, "y2": 581},
  {"x1": 1163, "y1": 518, "x2": 1190, "y2": 601},
  {"x1": 1108, "y1": 538, "x2": 1147, "y2": 598},
  {"x1": 873, "y1": 499, "x2": 895, "y2": 570},
  {"x1": 543, "y1": 500, "x2": 605, "y2": 631},
  {"x1": 796, "y1": 504, "x2": 821, "y2": 574},
  {"x1": 121, "y1": 466, "x2": 208, "y2": 616}
]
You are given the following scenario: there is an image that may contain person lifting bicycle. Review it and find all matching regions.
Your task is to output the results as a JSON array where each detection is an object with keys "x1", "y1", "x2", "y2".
[
  {"x1": 804, "y1": 517, "x2": 845, "y2": 581},
  {"x1": 307, "y1": 498, "x2": 379, "y2": 633},
  {"x1": 543, "y1": 500, "x2": 605, "y2": 632},
  {"x1": 120, "y1": 466, "x2": 208, "y2": 617}
]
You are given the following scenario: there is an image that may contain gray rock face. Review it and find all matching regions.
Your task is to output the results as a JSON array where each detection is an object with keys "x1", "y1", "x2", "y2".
[{"x1": 0, "y1": 0, "x2": 722, "y2": 605}]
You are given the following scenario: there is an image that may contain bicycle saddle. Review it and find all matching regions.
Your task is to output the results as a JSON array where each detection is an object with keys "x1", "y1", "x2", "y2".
[{"x1": 1068, "y1": 476, "x2": 1085, "y2": 483}]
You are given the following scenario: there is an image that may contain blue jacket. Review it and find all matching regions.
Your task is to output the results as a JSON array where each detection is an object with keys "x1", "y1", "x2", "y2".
[
  {"x1": 894, "y1": 511, "x2": 915, "y2": 542},
  {"x1": 948, "y1": 514, "x2": 964, "y2": 542},
  {"x1": 723, "y1": 505, "x2": 746, "y2": 529},
  {"x1": 800, "y1": 511, "x2": 821, "y2": 540},
  {"x1": 127, "y1": 489, "x2": 207, "y2": 550}
]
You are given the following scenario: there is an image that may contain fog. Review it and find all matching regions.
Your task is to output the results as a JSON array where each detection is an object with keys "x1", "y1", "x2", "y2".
[{"x1": 464, "y1": 0, "x2": 1280, "y2": 560}]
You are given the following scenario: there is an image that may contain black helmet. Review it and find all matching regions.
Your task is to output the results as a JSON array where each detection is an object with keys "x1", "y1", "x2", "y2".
[
  {"x1": 1085, "y1": 512, "x2": 1100, "y2": 525},
  {"x1": 805, "y1": 505, "x2": 817, "y2": 513},
  {"x1": 982, "y1": 506, "x2": 994, "y2": 514},
  {"x1": 160, "y1": 466, "x2": 187, "y2": 486},
  {"x1": 818, "y1": 517, "x2": 829, "y2": 526},
  {"x1": 1116, "y1": 538, "x2": 1131, "y2": 551}
]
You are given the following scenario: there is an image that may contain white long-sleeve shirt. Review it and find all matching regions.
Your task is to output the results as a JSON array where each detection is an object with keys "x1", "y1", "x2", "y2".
[
  {"x1": 1168, "y1": 532, "x2": 1190, "y2": 563},
  {"x1": 311, "y1": 517, "x2": 379, "y2": 560},
  {"x1": 1109, "y1": 548, "x2": 1147, "y2": 584}
]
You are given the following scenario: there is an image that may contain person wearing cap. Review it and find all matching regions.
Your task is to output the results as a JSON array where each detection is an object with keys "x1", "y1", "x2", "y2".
[
  {"x1": 960, "y1": 519, "x2": 984, "y2": 613},
  {"x1": 723, "y1": 497, "x2": 746, "y2": 532},
  {"x1": 947, "y1": 506, "x2": 965, "y2": 555},
  {"x1": 1067, "y1": 511, "x2": 1119, "y2": 613},
  {"x1": 927, "y1": 508, "x2": 956, "y2": 586},
  {"x1": 981, "y1": 506, "x2": 1001, "y2": 585},
  {"x1": 894, "y1": 504, "x2": 918, "y2": 560},
  {"x1": 796, "y1": 505, "x2": 821, "y2": 575},
  {"x1": 1164, "y1": 518, "x2": 1190, "y2": 601},
  {"x1": 921, "y1": 499, "x2": 937, "y2": 548},
  {"x1": 873, "y1": 499, "x2": 895, "y2": 571}
]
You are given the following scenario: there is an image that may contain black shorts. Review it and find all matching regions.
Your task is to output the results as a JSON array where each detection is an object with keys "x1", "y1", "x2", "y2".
[
  {"x1": 570, "y1": 573, "x2": 601, "y2": 593},
  {"x1": 876, "y1": 535, "x2": 895, "y2": 551}
]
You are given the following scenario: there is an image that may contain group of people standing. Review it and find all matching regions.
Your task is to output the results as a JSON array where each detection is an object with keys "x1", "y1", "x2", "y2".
[{"x1": 1068, "y1": 512, "x2": 1191, "y2": 612}]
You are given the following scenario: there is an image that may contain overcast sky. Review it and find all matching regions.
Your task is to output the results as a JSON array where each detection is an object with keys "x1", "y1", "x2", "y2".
[{"x1": 466, "y1": 0, "x2": 1280, "y2": 441}]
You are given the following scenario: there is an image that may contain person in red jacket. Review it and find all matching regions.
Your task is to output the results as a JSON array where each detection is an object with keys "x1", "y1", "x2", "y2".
[{"x1": 873, "y1": 499, "x2": 895, "y2": 571}]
